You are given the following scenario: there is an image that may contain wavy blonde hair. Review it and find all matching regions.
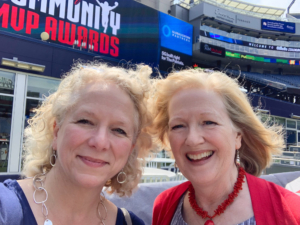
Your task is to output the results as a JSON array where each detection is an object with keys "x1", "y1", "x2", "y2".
[
  {"x1": 150, "y1": 68, "x2": 285, "y2": 176},
  {"x1": 22, "y1": 62, "x2": 154, "y2": 196}
]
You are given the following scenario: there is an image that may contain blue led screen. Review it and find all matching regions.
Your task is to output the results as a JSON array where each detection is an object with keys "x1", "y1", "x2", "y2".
[
  {"x1": 159, "y1": 12, "x2": 193, "y2": 56},
  {"x1": 209, "y1": 32, "x2": 243, "y2": 45},
  {"x1": 261, "y1": 19, "x2": 295, "y2": 34}
]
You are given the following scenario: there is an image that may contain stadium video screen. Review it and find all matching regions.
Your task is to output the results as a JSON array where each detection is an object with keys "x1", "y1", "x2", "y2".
[
  {"x1": 200, "y1": 30, "x2": 300, "y2": 53},
  {"x1": 0, "y1": 0, "x2": 160, "y2": 65},
  {"x1": 159, "y1": 12, "x2": 193, "y2": 56},
  {"x1": 225, "y1": 51, "x2": 299, "y2": 65}
]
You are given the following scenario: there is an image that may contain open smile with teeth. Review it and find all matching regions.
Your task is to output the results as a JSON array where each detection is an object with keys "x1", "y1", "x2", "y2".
[{"x1": 186, "y1": 151, "x2": 214, "y2": 161}]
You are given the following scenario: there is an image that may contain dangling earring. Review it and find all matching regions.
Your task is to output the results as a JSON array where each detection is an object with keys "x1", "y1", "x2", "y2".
[
  {"x1": 174, "y1": 161, "x2": 178, "y2": 174},
  {"x1": 236, "y1": 150, "x2": 240, "y2": 165},
  {"x1": 50, "y1": 150, "x2": 57, "y2": 167},
  {"x1": 117, "y1": 169, "x2": 127, "y2": 184}
]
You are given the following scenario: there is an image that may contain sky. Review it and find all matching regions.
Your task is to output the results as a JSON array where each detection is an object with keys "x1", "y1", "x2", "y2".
[{"x1": 243, "y1": 0, "x2": 300, "y2": 14}]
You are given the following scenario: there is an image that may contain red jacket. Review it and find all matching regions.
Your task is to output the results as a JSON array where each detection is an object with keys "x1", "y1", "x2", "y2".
[{"x1": 152, "y1": 173, "x2": 300, "y2": 225}]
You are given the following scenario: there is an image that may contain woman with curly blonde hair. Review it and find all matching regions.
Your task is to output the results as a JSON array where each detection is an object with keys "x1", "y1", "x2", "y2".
[
  {"x1": 0, "y1": 63, "x2": 153, "y2": 225},
  {"x1": 151, "y1": 68, "x2": 300, "y2": 225}
]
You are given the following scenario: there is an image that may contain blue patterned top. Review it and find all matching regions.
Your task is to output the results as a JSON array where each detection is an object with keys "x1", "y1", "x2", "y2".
[{"x1": 171, "y1": 193, "x2": 256, "y2": 225}]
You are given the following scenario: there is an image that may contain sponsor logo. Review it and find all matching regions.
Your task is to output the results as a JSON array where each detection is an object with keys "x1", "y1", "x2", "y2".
[
  {"x1": 162, "y1": 25, "x2": 191, "y2": 43},
  {"x1": 204, "y1": 44, "x2": 211, "y2": 51},
  {"x1": 162, "y1": 25, "x2": 171, "y2": 37}
]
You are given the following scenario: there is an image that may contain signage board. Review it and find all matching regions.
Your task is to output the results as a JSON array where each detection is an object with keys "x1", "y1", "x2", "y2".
[
  {"x1": 159, "y1": 12, "x2": 193, "y2": 56},
  {"x1": 200, "y1": 30, "x2": 300, "y2": 53},
  {"x1": 226, "y1": 51, "x2": 300, "y2": 65},
  {"x1": 0, "y1": 0, "x2": 159, "y2": 64},
  {"x1": 159, "y1": 47, "x2": 192, "y2": 72},
  {"x1": 261, "y1": 19, "x2": 295, "y2": 34},
  {"x1": 200, "y1": 42, "x2": 225, "y2": 57}
]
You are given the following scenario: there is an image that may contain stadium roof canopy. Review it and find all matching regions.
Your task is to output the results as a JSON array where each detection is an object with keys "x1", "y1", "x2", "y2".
[
  {"x1": 215, "y1": 0, "x2": 285, "y2": 16},
  {"x1": 174, "y1": 0, "x2": 285, "y2": 17}
]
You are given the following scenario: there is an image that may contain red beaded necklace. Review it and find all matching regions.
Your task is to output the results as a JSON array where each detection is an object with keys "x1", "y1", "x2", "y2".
[{"x1": 188, "y1": 166, "x2": 246, "y2": 225}]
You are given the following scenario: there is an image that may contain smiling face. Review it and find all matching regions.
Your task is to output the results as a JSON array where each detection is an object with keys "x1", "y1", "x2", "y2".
[
  {"x1": 168, "y1": 88, "x2": 242, "y2": 185},
  {"x1": 52, "y1": 82, "x2": 136, "y2": 188}
]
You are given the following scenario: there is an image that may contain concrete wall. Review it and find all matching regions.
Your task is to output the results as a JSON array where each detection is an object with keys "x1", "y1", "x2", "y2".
[
  {"x1": 135, "y1": 0, "x2": 171, "y2": 14},
  {"x1": 170, "y1": 5, "x2": 189, "y2": 22},
  {"x1": 190, "y1": 2, "x2": 300, "y2": 35}
]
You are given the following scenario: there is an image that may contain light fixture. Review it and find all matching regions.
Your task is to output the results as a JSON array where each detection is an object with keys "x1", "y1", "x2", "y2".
[
  {"x1": 1, "y1": 57, "x2": 45, "y2": 73},
  {"x1": 291, "y1": 113, "x2": 300, "y2": 119},
  {"x1": 40, "y1": 32, "x2": 49, "y2": 41},
  {"x1": 255, "y1": 109, "x2": 270, "y2": 114}
]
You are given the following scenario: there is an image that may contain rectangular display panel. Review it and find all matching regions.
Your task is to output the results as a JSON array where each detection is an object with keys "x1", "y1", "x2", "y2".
[
  {"x1": 159, "y1": 12, "x2": 193, "y2": 56},
  {"x1": 200, "y1": 30, "x2": 300, "y2": 53},
  {"x1": 0, "y1": 0, "x2": 159, "y2": 65},
  {"x1": 261, "y1": 19, "x2": 295, "y2": 34},
  {"x1": 159, "y1": 47, "x2": 192, "y2": 72},
  {"x1": 200, "y1": 43, "x2": 225, "y2": 57},
  {"x1": 226, "y1": 51, "x2": 300, "y2": 65}
]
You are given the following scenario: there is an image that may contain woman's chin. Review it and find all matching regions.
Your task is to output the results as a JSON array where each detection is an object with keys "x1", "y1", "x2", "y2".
[{"x1": 71, "y1": 173, "x2": 108, "y2": 189}]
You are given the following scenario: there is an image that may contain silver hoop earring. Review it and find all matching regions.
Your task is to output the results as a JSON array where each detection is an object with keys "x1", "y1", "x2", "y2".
[
  {"x1": 236, "y1": 150, "x2": 240, "y2": 165},
  {"x1": 50, "y1": 150, "x2": 57, "y2": 167},
  {"x1": 117, "y1": 169, "x2": 127, "y2": 184}
]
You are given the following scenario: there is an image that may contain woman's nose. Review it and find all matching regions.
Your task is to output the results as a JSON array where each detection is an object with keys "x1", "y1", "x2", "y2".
[
  {"x1": 88, "y1": 127, "x2": 110, "y2": 151},
  {"x1": 185, "y1": 126, "x2": 205, "y2": 147}
]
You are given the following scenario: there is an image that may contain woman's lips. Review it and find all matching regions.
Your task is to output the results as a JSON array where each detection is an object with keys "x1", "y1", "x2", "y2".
[
  {"x1": 78, "y1": 155, "x2": 108, "y2": 168},
  {"x1": 186, "y1": 150, "x2": 214, "y2": 162}
]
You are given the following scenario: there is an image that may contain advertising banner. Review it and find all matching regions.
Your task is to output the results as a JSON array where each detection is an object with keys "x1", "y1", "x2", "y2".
[
  {"x1": 159, "y1": 47, "x2": 192, "y2": 72},
  {"x1": 200, "y1": 30, "x2": 300, "y2": 53},
  {"x1": 0, "y1": 0, "x2": 159, "y2": 64},
  {"x1": 200, "y1": 42, "x2": 225, "y2": 57},
  {"x1": 261, "y1": 19, "x2": 295, "y2": 33},
  {"x1": 159, "y1": 12, "x2": 193, "y2": 56},
  {"x1": 226, "y1": 51, "x2": 300, "y2": 65}
]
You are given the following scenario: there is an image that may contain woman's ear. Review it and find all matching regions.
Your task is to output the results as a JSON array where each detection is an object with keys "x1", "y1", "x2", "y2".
[
  {"x1": 235, "y1": 132, "x2": 242, "y2": 150},
  {"x1": 52, "y1": 120, "x2": 59, "y2": 150}
]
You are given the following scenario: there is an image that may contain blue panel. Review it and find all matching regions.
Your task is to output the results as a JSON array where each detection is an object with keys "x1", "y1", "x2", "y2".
[
  {"x1": 159, "y1": 12, "x2": 193, "y2": 56},
  {"x1": 261, "y1": 19, "x2": 295, "y2": 33},
  {"x1": 209, "y1": 32, "x2": 243, "y2": 44}
]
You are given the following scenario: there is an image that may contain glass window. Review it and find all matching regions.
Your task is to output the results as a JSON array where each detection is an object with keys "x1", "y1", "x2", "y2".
[
  {"x1": 297, "y1": 121, "x2": 300, "y2": 130},
  {"x1": 24, "y1": 99, "x2": 43, "y2": 128},
  {"x1": 260, "y1": 114, "x2": 274, "y2": 126},
  {"x1": 274, "y1": 117, "x2": 285, "y2": 127},
  {"x1": 0, "y1": 96, "x2": 13, "y2": 172},
  {"x1": 27, "y1": 76, "x2": 60, "y2": 98},
  {"x1": 287, "y1": 120, "x2": 296, "y2": 129},
  {"x1": 298, "y1": 132, "x2": 300, "y2": 144},
  {"x1": 287, "y1": 130, "x2": 297, "y2": 145},
  {"x1": 0, "y1": 71, "x2": 15, "y2": 95}
]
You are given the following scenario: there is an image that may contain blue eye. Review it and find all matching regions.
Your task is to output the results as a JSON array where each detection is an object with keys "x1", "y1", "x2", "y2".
[
  {"x1": 77, "y1": 119, "x2": 91, "y2": 125},
  {"x1": 171, "y1": 125, "x2": 184, "y2": 130},
  {"x1": 114, "y1": 128, "x2": 127, "y2": 136},
  {"x1": 204, "y1": 121, "x2": 216, "y2": 125}
]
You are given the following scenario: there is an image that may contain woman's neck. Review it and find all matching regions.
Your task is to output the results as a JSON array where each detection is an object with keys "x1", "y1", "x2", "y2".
[
  {"x1": 43, "y1": 167, "x2": 106, "y2": 222},
  {"x1": 190, "y1": 164, "x2": 239, "y2": 213}
]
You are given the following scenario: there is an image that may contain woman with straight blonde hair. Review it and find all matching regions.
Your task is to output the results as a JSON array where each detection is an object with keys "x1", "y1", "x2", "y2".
[
  {"x1": 0, "y1": 63, "x2": 153, "y2": 225},
  {"x1": 151, "y1": 68, "x2": 300, "y2": 225}
]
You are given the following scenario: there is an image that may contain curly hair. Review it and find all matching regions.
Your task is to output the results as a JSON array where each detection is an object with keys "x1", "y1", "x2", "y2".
[
  {"x1": 150, "y1": 68, "x2": 285, "y2": 176},
  {"x1": 22, "y1": 62, "x2": 154, "y2": 196}
]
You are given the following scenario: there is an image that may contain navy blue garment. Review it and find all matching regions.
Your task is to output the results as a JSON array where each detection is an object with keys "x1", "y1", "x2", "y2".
[{"x1": 0, "y1": 179, "x2": 145, "y2": 225}]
